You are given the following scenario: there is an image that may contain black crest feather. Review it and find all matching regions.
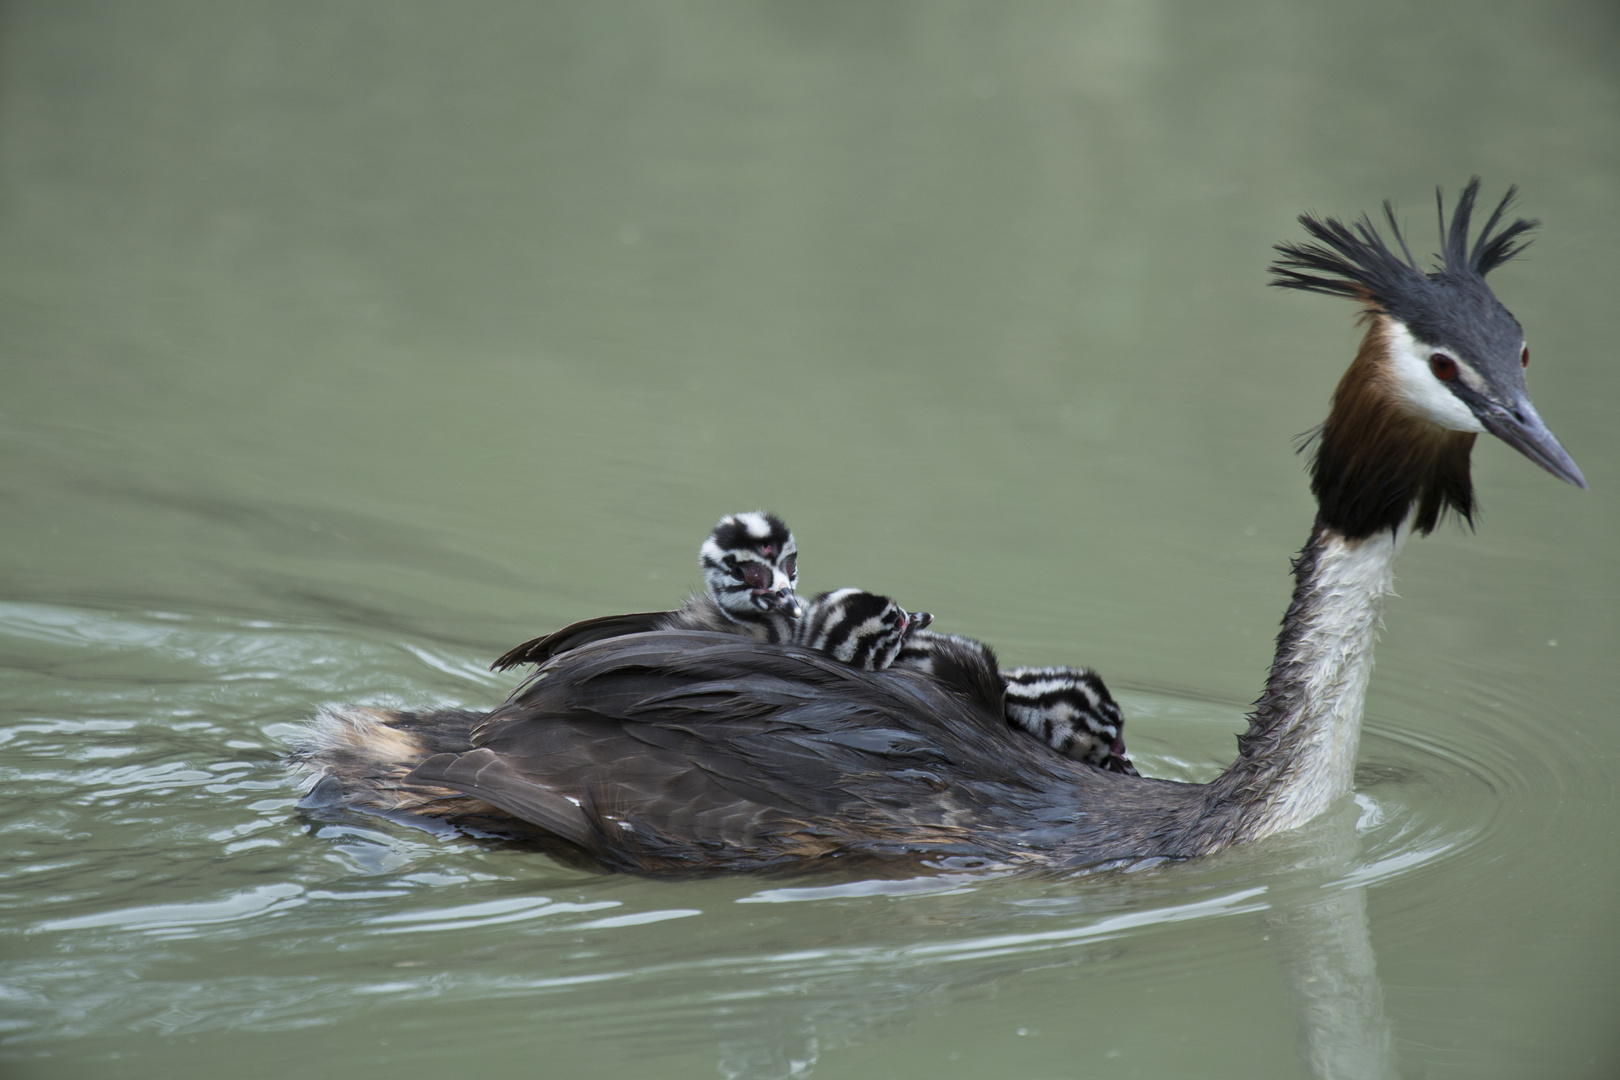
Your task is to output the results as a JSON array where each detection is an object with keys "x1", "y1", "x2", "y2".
[{"x1": 1269, "y1": 178, "x2": 1537, "y2": 311}]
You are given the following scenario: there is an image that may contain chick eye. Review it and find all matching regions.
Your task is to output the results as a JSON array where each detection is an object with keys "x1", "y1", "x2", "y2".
[
  {"x1": 1521, "y1": 345, "x2": 1530, "y2": 368},
  {"x1": 741, "y1": 564, "x2": 771, "y2": 589},
  {"x1": 782, "y1": 555, "x2": 796, "y2": 578},
  {"x1": 1429, "y1": 353, "x2": 1458, "y2": 382}
]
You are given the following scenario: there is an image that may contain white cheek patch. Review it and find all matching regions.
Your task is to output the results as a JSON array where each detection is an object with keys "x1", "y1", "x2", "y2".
[{"x1": 1383, "y1": 320, "x2": 1485, "y2": 433}]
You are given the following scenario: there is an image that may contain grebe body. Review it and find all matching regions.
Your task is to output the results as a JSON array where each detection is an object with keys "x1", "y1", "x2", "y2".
[{"x1": 298, "y1": 181, "x2": 1583, "y2": 873}]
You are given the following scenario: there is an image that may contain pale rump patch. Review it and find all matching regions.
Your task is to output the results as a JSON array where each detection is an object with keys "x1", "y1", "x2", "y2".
[
  {"x1": 299, "y1": 707, "x2": 425, "y2": 772},
  {"x1": 293, "y1": 707, "x2": 468, "y2": 814}
]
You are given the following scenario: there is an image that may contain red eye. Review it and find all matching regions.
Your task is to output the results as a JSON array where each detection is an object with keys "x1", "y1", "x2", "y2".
[
  {"x1": 1429, "y1": 353, "x2": 1458, "y2": 382},
  {"x1": 1521, "y1": 345, "x2": 1530, "y2": 368},
  {"x1": 783, "y1": 555, "x2": 796, "y2": 578},
  {"x1": 741, "y1": 564, "x2": 771, "y2": 589}
]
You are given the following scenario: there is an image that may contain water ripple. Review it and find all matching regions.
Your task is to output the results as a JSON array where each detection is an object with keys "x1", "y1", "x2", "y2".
[{"x1": 0, "y1": 600, "x2": 1589, "y2": 1068}]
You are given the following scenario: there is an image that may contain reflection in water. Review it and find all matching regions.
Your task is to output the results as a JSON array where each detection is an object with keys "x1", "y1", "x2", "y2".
[
  {"x1": 1275, "y1": 886, "x2": 1394, "y2": 1080},
  {"x1": 1263, "y1": 805, "x2": 1398, "y2": 1080},
  {"x1": 699, "y1": 805, "x2": 1400, "y2": 1080},
  {"x1": 717, "y1": 1021, "x2": 819, "y2": 1080}
]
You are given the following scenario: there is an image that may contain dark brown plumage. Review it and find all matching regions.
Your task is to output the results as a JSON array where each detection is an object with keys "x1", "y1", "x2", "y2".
[{"x1": 313, "y1": 632, "x2": 1196, "y2": 873}]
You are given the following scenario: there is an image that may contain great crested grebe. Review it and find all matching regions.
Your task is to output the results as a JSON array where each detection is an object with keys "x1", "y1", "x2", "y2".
[
  {"x1": 490, "y1": 512, "x2": 932, "y2": 673},
  {"x1": 297, "y1": 181, "x2": 1583, "y2": 874},
  {"x1": 1001, "y1": 666, "x2": 1137, "y2": 775},
  {"x1": 662, "y1": 511, "x2": 804, "y2": 639},
  {"x1": 891, "y1": 624, "x2": 1138, "y2": 773},
  {"x1": 486, "y1": 511, "x2": 803, "y2": 672},
  {"x1": 794, "y1": 587, "x2": 932, "y2": 671}
]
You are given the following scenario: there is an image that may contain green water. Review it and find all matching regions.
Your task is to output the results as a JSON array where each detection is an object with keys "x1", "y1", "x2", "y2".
[{"x1": 2, "y1": 3, "x2": 1616, "y2": 1077}]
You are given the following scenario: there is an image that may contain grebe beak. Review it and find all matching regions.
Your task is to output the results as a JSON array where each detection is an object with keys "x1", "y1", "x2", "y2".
[{"x1": 1478, "y1": 392, "x2": 1587, "y2": 489}]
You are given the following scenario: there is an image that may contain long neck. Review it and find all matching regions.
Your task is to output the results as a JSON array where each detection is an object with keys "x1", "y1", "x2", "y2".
[
  {"x1": 1206, "y1": 520, "x2": 1405, "y2": 843},
  {"x1": 1195, "y1": 314, "x2": 1480, "y2": 847}
]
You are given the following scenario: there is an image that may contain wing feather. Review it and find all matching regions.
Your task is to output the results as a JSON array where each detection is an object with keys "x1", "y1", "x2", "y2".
[{"x1": 490, "y1": 611, "x2": 674, "y2": 672}]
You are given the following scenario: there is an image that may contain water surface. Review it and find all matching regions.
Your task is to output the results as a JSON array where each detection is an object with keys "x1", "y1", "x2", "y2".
[{"x1": 2, "y1": 3, "x2": 1617, "y2": 1077}]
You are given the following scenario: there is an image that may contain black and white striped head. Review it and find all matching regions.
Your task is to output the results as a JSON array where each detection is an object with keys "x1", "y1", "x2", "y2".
[
  {"x1": 796, "y1": 588, "x2": 932, "y2": 671},
  {"x1": 701, "y1": 512, "x2": 803, "y2": 628},
  {"x1": 1271, "y1": 179, "x2": 1585, "y2": 539},
  {"x1": 1003, "y1": 666, "x2": 1137, "y2": 775}
]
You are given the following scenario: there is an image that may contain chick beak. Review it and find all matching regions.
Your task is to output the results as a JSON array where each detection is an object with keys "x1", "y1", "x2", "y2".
[
  {"x1": 1105, "y1": 737, "x2": 1141, "y2": 777},
  {"x1": 760, "y1": 588, "x2": 803, "y2": 618}
]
